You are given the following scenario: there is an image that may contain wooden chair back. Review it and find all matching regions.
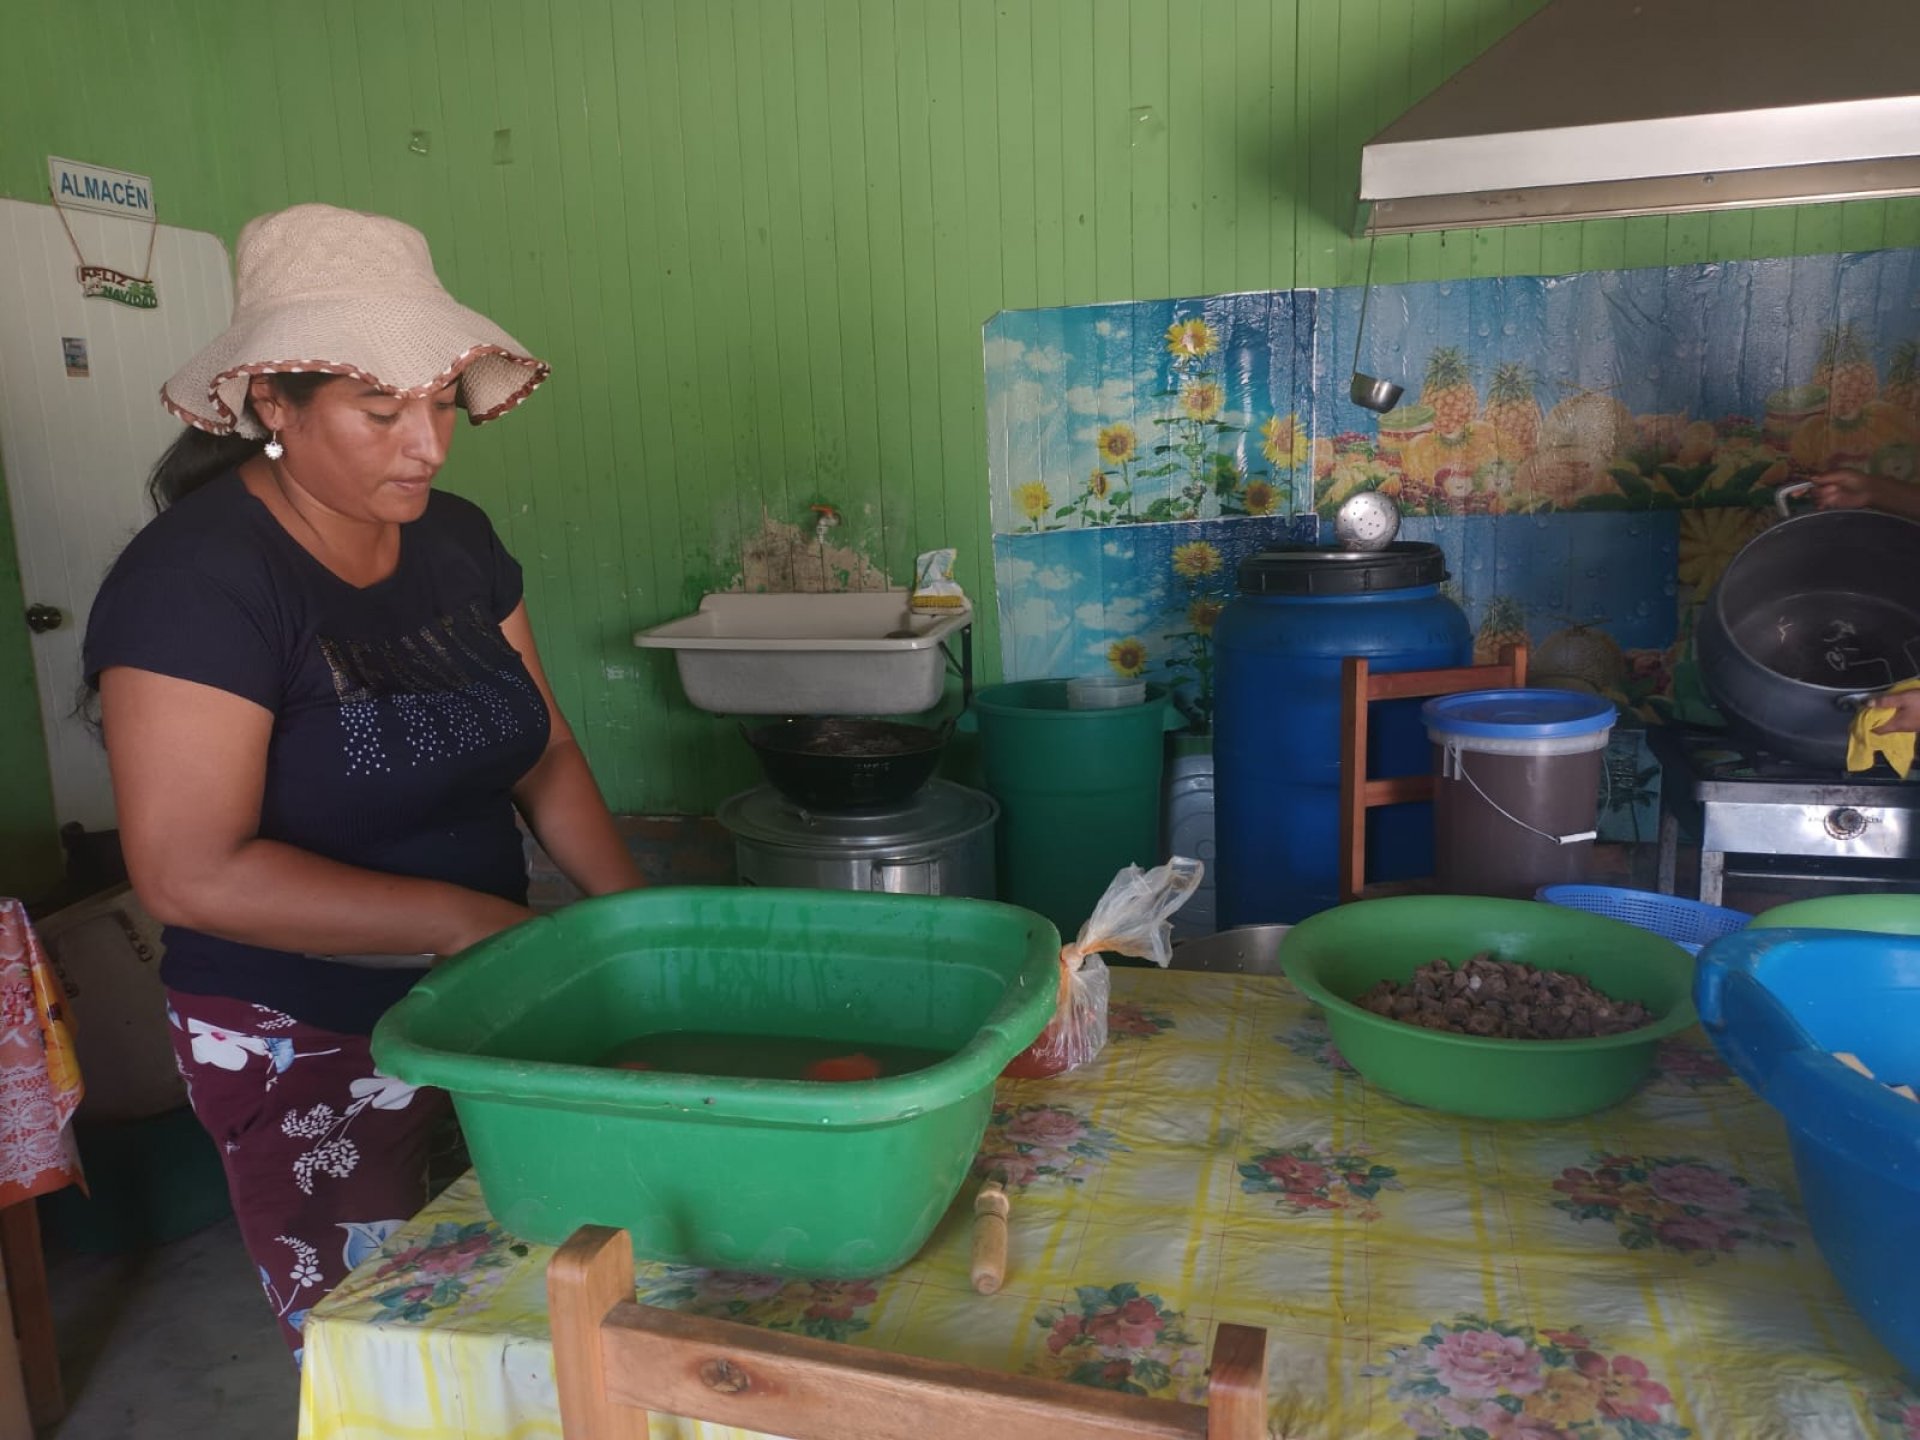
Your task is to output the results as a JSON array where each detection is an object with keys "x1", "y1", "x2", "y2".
[
  {"x1": 549, "y1": 1227, "x2": 1270, "y2": 1440},
  {"x1": 1339, "y1": 646, "x2": 1528, "y2": 902}
]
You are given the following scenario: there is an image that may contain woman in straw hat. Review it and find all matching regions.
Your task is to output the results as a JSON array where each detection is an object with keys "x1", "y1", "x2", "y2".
[{"x1": 82, "y1": 204, "x2": 644, "y2": 1355}]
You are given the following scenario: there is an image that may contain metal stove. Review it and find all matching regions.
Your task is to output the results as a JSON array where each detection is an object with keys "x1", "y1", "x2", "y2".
[{"x1": 1651, "y1": 726, "x2": 1920, "y2": 905}]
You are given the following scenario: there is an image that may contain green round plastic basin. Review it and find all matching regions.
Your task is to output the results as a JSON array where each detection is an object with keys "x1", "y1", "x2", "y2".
[
  {"x1": 1281, "y1": 896, "x2": 1698, "y2": 1119},
  {"x1": 1748, "y1": 894, "x2": 1920, "y2": 934}
]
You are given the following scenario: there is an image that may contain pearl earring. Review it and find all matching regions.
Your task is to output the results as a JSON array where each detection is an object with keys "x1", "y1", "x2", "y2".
[{"x1": 264, "y1": 432, "x2": 284, "y2": 461}]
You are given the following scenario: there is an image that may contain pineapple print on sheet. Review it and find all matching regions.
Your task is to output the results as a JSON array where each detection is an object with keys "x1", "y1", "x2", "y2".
[
  {"x1": 1886, "y1": 341, "x2": 1920, "y2": 423},
  {"x1": 1795, "y1": 323, "x2": 1913, "y2": 474},
  {"x1": 318, "y1": 600, "x2": 544, "y2": 777},
  {"x1": 1486, "y1": 363, "x2": 1542, "y2": 467},
  {"x1": 1402, "y1": 347, "x2": 1499, "y2": 513}
]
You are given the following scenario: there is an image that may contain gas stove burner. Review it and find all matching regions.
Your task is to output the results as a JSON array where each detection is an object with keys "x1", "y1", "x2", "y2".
[
  {"x1": 1651, "y1": 724, "x2": 1920, "y2": 909},
  {"x1": 1676, "y1": 728, "x2": 1913, "y2": 786}
]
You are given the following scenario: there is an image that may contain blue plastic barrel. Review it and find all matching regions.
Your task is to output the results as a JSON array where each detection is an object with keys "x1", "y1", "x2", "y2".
[{"x1": 1213, "y1": 543, "x2": 1470, "y2": 925}]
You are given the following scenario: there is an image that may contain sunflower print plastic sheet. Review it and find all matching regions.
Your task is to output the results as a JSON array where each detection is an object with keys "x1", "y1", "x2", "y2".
[{"x1": 299, "y1": 969, "x2": 1916, "y2": 1440}]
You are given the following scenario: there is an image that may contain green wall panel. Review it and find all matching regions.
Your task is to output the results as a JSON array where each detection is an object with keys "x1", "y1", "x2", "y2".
[{"x1": 2, "y1": 0, "x2": 1916, "y2": 819}]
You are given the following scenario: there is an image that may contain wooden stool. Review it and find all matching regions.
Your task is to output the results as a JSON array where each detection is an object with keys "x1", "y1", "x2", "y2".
[
  {"x1": 1340, "y1": 647, "x2": 1528, "y2": 902},
  {"x1": 548, "y1": 1227, "x2": 1269, "y2": 1440}
]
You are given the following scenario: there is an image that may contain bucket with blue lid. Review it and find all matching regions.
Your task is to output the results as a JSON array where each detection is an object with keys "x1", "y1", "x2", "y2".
[{"x1": 1422, "y1": 689, "x2": 1618, "y2": 899}]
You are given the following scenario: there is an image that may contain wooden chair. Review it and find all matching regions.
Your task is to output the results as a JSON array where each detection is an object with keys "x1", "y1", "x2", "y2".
[
  {"x1": 0, "y1": 1224, "x2": 36, "y2": 1439},
  {"x1": 0, "y1": 1202, "x2": 59, "y2": 1428},
  {"x1": 1339, "y1": 646, "x2": 1528, "y2": 902},
  {"x1": 549, "y1": 1227, "x2": 1270, "y2": 1440}
]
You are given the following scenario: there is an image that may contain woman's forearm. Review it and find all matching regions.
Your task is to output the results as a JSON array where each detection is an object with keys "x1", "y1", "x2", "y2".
[
  {"x1": 134, "y1": 837, "x2": 531, "y2": 957},
  {"x1": 513, "y1": 737, "x2": 646, "y2": 897}
]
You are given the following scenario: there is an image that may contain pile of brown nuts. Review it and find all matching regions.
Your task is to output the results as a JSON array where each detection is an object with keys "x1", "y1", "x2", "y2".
[{"x1": 1355, "y1": 954, "x2": 1654, "y2": 1040}]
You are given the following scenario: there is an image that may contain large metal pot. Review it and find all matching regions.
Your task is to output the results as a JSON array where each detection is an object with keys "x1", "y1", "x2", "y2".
[
  {"x1": 717, "y1": 780, "x2": 997, "y2": 896},
  {"x1": 1168, "y1": 924, "x2": 1289, "y2": 975},
  {"x1": 1698, "y1": 486, "x2": 1920, "y2": 767}
]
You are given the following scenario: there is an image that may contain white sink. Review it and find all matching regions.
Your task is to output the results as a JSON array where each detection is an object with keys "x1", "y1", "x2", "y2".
[{"x1": 634, "y1": 591, "x2": 971, "y2": 715}]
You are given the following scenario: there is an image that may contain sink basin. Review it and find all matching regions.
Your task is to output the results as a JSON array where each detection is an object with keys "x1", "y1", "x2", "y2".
[{"x1": 634, "y1": 591, "x2": 971, "y2": 715}]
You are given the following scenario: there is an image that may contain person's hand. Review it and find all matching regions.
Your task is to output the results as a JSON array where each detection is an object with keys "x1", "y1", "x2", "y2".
[
  {"x1": 1870, "y1": 690, "x2": 1920, "y2": 736},
  {"x1": 1809, "y1": 469, "x2": 1888, "y2": 510},
  {"x1": 438, "y1": 897, "x2": 536, "y2": 958}
]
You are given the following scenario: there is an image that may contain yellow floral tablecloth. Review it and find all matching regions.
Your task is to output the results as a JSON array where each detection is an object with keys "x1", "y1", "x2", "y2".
[{"x1": 299, "y1": 970, "x2": 1920, "y2": 1440}]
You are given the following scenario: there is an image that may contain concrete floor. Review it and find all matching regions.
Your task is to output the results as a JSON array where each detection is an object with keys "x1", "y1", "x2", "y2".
[{"x1": 43, "y1": 1218, "x2": 297, "y2": 1439}]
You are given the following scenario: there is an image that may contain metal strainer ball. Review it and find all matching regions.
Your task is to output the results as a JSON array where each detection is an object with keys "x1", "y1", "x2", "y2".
[{"x1": 1334, "y1": 491, "x2": 1400, "y2": 552}]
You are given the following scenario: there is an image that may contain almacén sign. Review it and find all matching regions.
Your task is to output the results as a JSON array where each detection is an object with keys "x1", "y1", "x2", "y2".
[{"x1": 47, "y1": 157, "x2": 155, "y2": 221}]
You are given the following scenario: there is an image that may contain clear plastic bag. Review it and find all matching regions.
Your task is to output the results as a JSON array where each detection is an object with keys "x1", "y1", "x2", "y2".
[{"x1": 1002, "y1": 857, "x2": 1204, "y2": 1079}]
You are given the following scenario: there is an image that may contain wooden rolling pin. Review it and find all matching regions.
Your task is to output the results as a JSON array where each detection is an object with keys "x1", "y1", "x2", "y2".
[
  {"x1": 1835, "y1": 1051, "x2": 1919, "y2": 1101},
  {"x1": 970, "y1": 1179, "x2": 1011, "y2": 1295}
]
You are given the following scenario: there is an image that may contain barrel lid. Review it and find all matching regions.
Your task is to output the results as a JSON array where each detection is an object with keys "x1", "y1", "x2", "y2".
[
  {"x1": 717, "y1": 779, "x2": 998, "y2": 851},
  {"x1": 1422, "y1": 688, "x2": 1618, "y2": 740},
  {"x1": 1236, "y1": 542, "x2": 1448, "y2": 596}
]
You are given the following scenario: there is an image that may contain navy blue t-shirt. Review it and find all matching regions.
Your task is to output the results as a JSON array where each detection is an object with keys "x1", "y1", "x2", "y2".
[{"x1": 83, "y1": 472, "x2": 551, "y2": 1033}]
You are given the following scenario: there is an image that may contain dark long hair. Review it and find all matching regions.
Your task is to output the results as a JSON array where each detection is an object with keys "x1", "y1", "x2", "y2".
[{"x1": 147, "y1": 372, "x2": 335, "y2": 511}]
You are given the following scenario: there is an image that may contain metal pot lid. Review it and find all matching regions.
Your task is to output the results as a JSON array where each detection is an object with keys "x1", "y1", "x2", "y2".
[
  {"x1": 717, "y1": 779, "x2": 998, "y2": 852},
  {"x1": 1236, "y1": 541, "x2": 1447, "y2": 596}
]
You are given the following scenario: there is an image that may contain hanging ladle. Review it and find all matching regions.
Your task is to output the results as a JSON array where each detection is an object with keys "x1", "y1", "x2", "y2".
[{"x1": 1348, "y1": 236, "x2": 1403, "y2": 414}]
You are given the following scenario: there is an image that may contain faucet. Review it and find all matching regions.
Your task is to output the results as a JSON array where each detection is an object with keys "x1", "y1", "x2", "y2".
[{"x1": 810, "y1": 503, "x2": 841, "y2": 545}]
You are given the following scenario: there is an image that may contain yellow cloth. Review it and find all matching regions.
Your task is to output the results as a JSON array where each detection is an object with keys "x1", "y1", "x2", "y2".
[{"x1": 1848, "y1": 677, "x2": 1920, "y2": 777}]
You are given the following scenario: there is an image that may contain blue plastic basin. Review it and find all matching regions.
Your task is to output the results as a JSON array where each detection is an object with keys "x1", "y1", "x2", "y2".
[{"x1": 1695, "y1": 927, "x2": 1920, "y2": 1376}]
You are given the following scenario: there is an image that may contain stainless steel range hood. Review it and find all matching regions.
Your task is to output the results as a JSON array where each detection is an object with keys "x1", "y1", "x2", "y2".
[{"x1": 1359, "y1": 0, "x2": 1920, "y2": 235}]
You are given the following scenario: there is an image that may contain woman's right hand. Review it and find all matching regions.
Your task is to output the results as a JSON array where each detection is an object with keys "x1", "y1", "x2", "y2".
[{"x1": 439, "y1": 897, "x2": 537, "y2": 958}]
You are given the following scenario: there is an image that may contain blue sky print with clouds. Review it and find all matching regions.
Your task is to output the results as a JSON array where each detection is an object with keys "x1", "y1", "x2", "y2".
[{"x1": 985, "y1": 291, "x2": 1315, "y2": 534}]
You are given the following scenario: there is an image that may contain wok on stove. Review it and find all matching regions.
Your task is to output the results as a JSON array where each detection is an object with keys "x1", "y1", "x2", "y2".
[{"x1": 1698, "y1": 499, "x2": 1920, "y2": 769}]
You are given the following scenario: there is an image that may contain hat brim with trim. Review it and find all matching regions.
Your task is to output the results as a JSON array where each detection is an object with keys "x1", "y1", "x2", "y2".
[{"x1": 161, "y1": 289, "x2": 550, "y2": 438}]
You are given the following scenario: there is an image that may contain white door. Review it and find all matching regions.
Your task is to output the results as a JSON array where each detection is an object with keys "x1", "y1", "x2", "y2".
[{"x1": 0, "y1": 198, "x2": 233, "y2": 831}]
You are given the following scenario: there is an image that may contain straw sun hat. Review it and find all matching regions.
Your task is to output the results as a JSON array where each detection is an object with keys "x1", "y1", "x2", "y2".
[{"x1": 161, "y1": 203, "x2": 549, "y2": 438}]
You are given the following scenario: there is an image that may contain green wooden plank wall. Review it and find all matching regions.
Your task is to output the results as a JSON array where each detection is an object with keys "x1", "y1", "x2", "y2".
[{"x1": 2, "y1": 0, "x2": 1917, "y2": 825}]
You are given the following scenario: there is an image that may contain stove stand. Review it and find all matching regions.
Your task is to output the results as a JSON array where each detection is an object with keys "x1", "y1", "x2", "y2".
[{"x1": 1649, "y1": 726, "x2": 1920, "y2": 906}]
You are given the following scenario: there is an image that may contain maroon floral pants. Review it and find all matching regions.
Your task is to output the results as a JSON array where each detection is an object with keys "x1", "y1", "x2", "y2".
[{"x1": 165, "y1": 990, "x2": 451, "y2": 1358}]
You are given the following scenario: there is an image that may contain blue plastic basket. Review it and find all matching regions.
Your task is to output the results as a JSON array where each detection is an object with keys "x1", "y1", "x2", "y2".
[{"x1": 1535, "y1": 885, "x2": 1748, "y2": 956}]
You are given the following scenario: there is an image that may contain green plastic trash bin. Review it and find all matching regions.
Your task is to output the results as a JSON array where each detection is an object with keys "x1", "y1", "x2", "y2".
[
  {"x1": 38, "y1": 1105, "x2": 232, "y2": 1255},
  {"x1": 964, "y1": 681, "x2": 1179, "y2": 936}
]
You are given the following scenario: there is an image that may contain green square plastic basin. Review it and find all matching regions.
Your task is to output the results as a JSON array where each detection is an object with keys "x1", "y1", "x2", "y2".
[
  {"x1": 1281, "y1": 896, "x2": 1698, "y2": 1120},
  {"x1": 371, "y1": 887, "x2": 1059, "y2": 1277}
]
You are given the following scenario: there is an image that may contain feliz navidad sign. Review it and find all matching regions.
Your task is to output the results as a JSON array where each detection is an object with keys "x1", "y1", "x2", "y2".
[{"x1": 47, "y1": 156, "x2": 159, "y2": 309}]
